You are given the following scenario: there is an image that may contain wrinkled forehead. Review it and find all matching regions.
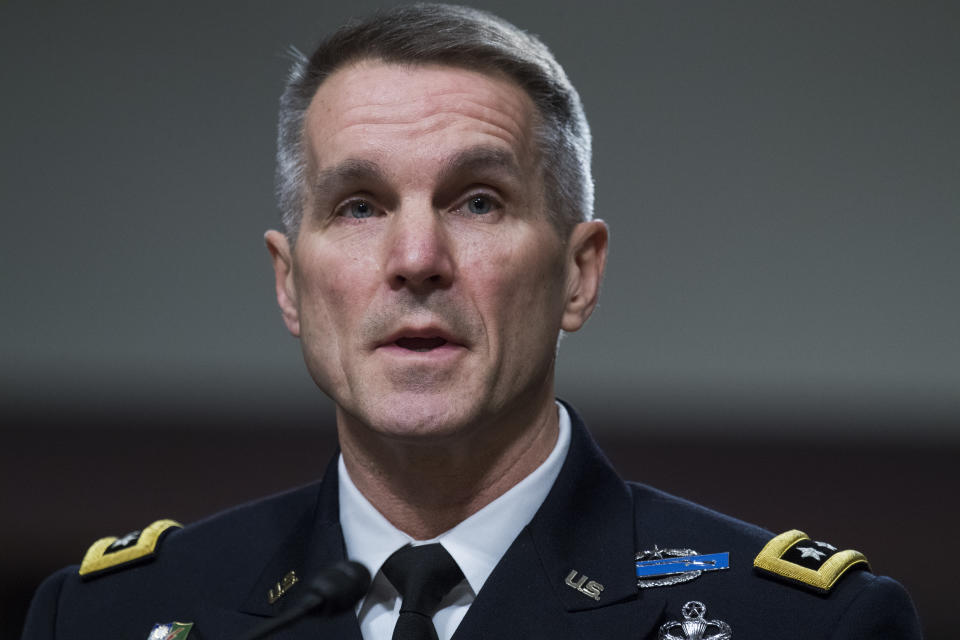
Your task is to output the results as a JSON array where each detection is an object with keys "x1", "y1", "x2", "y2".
[{"x1": 302, "y1": 59, "x2": 542, "y2": 171}]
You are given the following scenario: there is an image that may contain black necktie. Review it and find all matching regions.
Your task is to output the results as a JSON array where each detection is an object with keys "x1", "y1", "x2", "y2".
[{"x1": 381, "y1": 543, "x2": 465, "y2": 640}]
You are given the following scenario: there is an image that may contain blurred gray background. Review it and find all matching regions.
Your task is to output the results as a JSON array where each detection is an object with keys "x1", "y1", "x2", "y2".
[{"x1": 2, "y1": 1, "x2": 957, "y2": 638}]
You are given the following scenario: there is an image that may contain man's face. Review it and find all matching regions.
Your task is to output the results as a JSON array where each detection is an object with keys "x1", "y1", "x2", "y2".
[{"x1": 267, "y1": 60, "x2": 605, "y2": 441}]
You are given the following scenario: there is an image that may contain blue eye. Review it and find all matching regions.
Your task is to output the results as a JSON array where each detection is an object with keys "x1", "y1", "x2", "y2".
[
  {"x1": 344, "y1": 200, "x2": 374, "y2": 218},
  {"x1": 466, "y1": 196, "x2": 494, "y2": 215}
]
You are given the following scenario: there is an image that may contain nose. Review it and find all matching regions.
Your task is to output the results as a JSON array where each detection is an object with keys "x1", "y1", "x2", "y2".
[{"x1": 384, "y1": 206, "x2": 454, "y2": 291}]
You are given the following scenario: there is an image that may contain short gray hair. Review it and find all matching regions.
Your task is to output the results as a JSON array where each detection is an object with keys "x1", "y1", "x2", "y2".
[{"x1": 276, "y1": 3, "x2": 593, "y2": 241}]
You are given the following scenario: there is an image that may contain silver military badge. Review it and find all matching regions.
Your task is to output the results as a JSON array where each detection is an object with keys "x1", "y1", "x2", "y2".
[
  {"x1": 635, "y1": 545, "x2": 729, "y2": 588},
  {"x1": 659, "y1": 601, "x2": 732, "y2": 640}
]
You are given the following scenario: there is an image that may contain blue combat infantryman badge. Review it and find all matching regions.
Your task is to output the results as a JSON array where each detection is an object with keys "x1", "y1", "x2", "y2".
[
  {"x1": 635, "y1": 546, "x2": 730, "y2": 588},
  {"x1": 659, "y1": 601, "x2": 732, "y2": 640}
]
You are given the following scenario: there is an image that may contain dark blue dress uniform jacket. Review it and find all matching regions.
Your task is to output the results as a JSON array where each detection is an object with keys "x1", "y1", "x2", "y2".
[{"x1": 23, "y1": 404, "x2": 923, "y2": 639}]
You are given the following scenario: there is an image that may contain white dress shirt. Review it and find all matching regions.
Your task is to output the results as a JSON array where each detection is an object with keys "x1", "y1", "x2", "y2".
[{"x1": 338, "y1": 402, "x2": 572, "y2": 640}]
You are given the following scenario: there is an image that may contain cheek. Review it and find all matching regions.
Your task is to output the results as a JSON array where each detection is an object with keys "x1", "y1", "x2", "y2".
[
  {"x1": 295, "y1": 249, "x2": 377, "y2": 353},
  {"x1": 467, "y1": 235, "x2": 566, "y2": 350}
]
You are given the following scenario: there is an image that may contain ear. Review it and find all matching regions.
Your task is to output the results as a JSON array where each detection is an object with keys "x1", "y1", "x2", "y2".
[
  {"x1": 561, "y1": 220, "x2": 609, "y2": 332},
  {"x1": 265, "y1": 230, "x2": 301, "y2": 337}
]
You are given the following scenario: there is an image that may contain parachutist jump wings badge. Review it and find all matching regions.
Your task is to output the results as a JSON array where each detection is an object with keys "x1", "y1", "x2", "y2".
[{"x1": 659, "y1": 601, "x2": 732, "y2": 640}]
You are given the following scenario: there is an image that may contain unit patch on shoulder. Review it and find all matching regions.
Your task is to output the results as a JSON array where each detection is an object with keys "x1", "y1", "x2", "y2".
[
  {"x1": 753, "y1": 529, "x2": 870, "y2": 593},
  {"x1": 79, "y1": 519, "x2": 182, "y2": 579}
]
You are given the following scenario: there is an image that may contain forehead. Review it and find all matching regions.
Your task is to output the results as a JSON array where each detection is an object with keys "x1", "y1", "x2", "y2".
[{"x1": 303, "y1": 60, "x2": 538, "y2": 170}]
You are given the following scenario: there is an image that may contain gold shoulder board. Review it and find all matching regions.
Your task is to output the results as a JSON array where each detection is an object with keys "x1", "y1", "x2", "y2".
[
  {"x1": 78, "y1": 519, "x2": 182, "y2": 579},
  {"x1": 753, "y1": 529, "x2": 869, "y2": 593}
]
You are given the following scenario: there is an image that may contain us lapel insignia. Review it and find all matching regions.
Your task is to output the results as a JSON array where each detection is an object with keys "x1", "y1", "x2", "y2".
[
  {"x1": 753, "y1": 529, "x2": 869, "y2": 592},
  {"x1": 147, "y1": 622, "x2": 193, "y2": 640},
  {"x1": 659, "y1": 601, "x2": 731, "y2": 640},
  {"x1": 564, "y1": 569, "x2": 604, "y2": 601},
  {"x1": 635, "y1": 545, "x2": 730, "y2": 588},
  {"x1": 268, "y1": 570, "x2": 300, "y2": 604}
]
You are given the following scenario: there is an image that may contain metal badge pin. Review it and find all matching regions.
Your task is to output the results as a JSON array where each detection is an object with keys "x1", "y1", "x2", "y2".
[
  {"x1": 659, "y1": 601, "x2": 732, "y2": 640},
  {"x1": 564, "y1": 569, "x2": 604, "y2": 601},
  {"x1": 147, "y1": 622, "x2": 194, "y2": 640},
  {"x1": 267, "y1": 570, "x2": 299, "y2": 604},
  {"x1": 635, "y1": 546, "x2": 730, "y2": 588}
]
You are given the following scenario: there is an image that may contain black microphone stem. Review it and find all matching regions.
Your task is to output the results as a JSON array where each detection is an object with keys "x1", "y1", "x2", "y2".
[{"x1": 241, "y1": 560, "x2": 370, "y2": 640}]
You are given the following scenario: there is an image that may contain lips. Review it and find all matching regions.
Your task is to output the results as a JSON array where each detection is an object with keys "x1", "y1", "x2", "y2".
[{"x1": 377, "y1": 326, "x2": 466, "y2": 353}]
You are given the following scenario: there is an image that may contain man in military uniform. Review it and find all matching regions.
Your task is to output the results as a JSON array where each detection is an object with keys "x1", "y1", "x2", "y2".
[{"x1": 23, "y1": 4, "x2": 922, "y2": 639}]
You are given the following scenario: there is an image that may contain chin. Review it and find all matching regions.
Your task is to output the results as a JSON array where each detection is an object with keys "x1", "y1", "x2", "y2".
[{"x1": 352, "y1": 392, "x2": 482, "y2": 442}]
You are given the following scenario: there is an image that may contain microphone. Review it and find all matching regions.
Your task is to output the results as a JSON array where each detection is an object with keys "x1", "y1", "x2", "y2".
[{"x1": 242, "y1": 560, "x2": 371, "y2": 640}]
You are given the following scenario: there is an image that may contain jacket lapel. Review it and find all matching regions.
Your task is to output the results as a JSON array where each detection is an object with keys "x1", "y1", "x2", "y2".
[
  {"x1": 227, "y1": 455, "x2": 363, "y2": 640},
  {"x1": 216, "y1": 403, "x2": 667, "y2": 640},
  {"x1": 453, "y1": 402, "x2": 667, "y2": 639}
]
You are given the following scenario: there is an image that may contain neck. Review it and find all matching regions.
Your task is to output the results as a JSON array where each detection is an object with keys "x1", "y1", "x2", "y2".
[{"x1": 337, "y1": 395, "x2": 559, "y2": 540}]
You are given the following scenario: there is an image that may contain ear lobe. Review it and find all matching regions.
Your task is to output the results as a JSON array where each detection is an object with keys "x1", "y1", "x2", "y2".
[
  {"x1": 265, "y1": 230, "x2": 301, "y2": 337},
  {"x1": 561, "y1": 220, "x2": 609, "y2": 332}
]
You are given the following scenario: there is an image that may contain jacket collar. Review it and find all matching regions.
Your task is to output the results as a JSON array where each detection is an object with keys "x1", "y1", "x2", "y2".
[
  {"x1": 227, "y1": 454, "x2": 362, "y2": 640},
  {"x1": 453, "y1": 401, "x2": 667, "y2": 639},
  {"x1": 232, "y1": 401, "x2": 666, "y2": 639},
  {"x1": 530, "y1": 400, "x2": 638, "y2": 610},
  {"x1": 237, "y1": 454, "x2": 348, "y2": 614}
]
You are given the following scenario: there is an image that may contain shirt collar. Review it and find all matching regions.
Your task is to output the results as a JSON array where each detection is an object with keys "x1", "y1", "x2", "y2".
[{"x1": 339, "y1": 402, "x2": 572, "y2": 595}]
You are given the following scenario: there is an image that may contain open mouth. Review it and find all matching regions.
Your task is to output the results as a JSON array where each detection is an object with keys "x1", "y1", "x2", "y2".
[{"x1": 394, "y1": 337, "x2": 449, "y2": 352}]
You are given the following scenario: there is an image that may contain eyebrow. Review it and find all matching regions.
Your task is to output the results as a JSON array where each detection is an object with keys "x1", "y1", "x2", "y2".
[
  {"x1": 437, "y1": 146, "x2": 524, "y2": 185},
  {"x1": 309, "y1": 146, "x2": 526, "y2": 205},
  {"x1": 310, "y1": 158, "x2": 388, "y2": 201}
]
